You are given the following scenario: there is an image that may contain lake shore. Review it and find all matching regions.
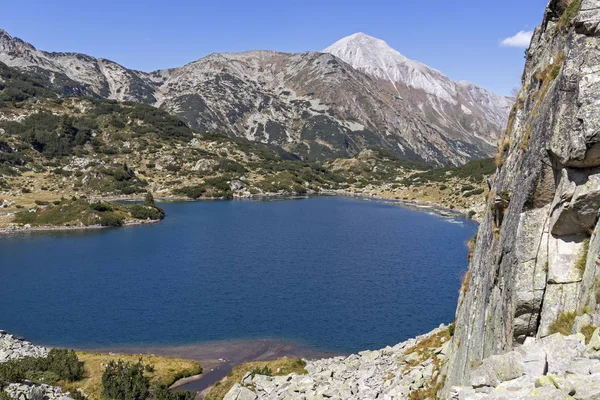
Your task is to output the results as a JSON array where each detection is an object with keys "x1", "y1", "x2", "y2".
[
  {"x1": 80, "y1": 339, "x2": 339, "y2": 396},
  {"x1": 0, "y1": 217, "x2": 160, "y2": 236},
  {"x1": 0, "y1": 191, "x2": 477, "y2": 237}
]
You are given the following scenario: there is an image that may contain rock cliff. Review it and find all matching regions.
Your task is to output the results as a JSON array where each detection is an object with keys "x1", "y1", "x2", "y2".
[{"x1": 444, "y1": 0, "x2": 600, "y2": 392}]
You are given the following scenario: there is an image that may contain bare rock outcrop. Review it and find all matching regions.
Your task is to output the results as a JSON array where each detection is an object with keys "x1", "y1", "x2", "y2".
[{"x1": 444, "y1": 0, "x2": 600, "y2": 392}]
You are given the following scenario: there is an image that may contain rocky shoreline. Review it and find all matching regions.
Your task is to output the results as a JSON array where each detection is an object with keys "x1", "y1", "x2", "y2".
[
  {"x1": 0, "y1": 331, "x2": 48, "y2": 362},
  {"x1": 6, "y1": 323, "x2": 600, "y2": 400},
  {"x1": 220, "y1": 327, "x2": 600, "y2": 400},
  {"x1": 0, "y1": 332, "x2": 74, "y2": 400},
  {"x1": 224, "y1": 325, "x2": 451, "y2": 400},
  {"x1": 0, "y1": 218, "x2": 161, "y2": 236}
]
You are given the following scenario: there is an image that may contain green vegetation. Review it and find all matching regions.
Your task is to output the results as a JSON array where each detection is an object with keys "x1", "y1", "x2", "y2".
[
  {"x1": 0, "y1": 60, "x2": 495, "y2": 225},
  {"x1": 204, "y1": 358, "x2": 307, "y2": 400},
  {"x1": 401, "y1": 158, "x2": 495, "y2": 185},
  {"x1": 549, "y1": 311, "x2": 577, "y2": 336},
  {"x1": 64, "y1": 352, "x2": 200, "y2": 400},
  {"x1": 101, "y1": 359, "x2": 149, "y2": 400},
  {"x1": 0, "y1": 62, "x2": 58, "y2": 106},
  {"x1": 0, "y1": 349, "x2": 84, "y2": 389},
  {"x1": 557, "y1": 0, "x2": 582, "y2": 30},
  {"x1": 12, "y1": 196, "x2": 164, "y2": 227}
]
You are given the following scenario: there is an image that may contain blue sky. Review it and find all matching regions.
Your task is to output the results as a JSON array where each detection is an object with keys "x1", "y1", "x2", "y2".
[{"x1": 1, "y1": 0, "x2": 547, "y2": 95}]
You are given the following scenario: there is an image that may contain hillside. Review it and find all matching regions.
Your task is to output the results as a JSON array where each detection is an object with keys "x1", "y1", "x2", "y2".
[
  {"x1": 0, "y1": 60, "x2": 493, "y2": 232},
  {"x1": 324, "y1": 33, "x2": 513, "y2": 149},
  {"x1": 0, "y1": 29, "x2": 509, "y2": 166}
]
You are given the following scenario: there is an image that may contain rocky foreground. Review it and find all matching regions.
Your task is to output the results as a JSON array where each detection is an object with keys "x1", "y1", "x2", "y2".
[
  {"x1": 224, "y1": 326, "x2": 451, "y2": 400},
  {"x1": 222, "y1": 323, "x2": 600, "y2": 400},
  {"x1": 0, "y1": 331, "x2": 74, "y2": 400},
  {"x1": 0, "y1": 331, "x2": 48, "y2": 362}
]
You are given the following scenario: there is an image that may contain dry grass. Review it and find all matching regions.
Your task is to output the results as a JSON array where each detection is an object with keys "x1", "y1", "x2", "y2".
[
  {"x1": 520, "y1": 124, "x2": 533, "y2": 151},
  {"x1": 204, "y1": 358, "x2": 307, "y2": 400},
  {"x1": 575, "y1": 238, "x2": 590, "y2": 274},
  {"x1": 404, "y1": 329, "x2": 451, "y2": 400},
  {"x1": 581, "y1": 324, "x2": 598, "y2": 344},
  {"x1": 59, "y1": 352, "x2": 201, "y2": 400},
  {"x1": 548, "y1": 311, "x2": 578, "y2": 336},
  {"x1": 460, "y1": 271, "x2": 471, "y2": 297},
  {"x1": 557, "y1": 0, "x2": 582, "y2": 30},
  {"x1": 467, "y1": 234, "x2": 477, "y2": 262}
]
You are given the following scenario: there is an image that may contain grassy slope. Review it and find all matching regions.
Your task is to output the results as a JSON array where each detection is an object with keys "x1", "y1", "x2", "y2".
[
  {"x1": 60, "y1": 352, "x2": 201, "y2": 400},
  {"x1": 0, "y1": 61, "x2": 493, "y2": 226}
]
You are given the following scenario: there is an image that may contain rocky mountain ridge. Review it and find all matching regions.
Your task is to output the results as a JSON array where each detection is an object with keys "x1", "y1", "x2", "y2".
[
  {"x1": 0, "y1": 29, "x2": 509, "y2": 166},
  {"x1": 323, "y1": 33, "x2": 513, "y2": 150}
]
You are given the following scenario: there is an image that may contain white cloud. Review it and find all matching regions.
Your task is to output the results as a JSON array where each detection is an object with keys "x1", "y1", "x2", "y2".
[{"x1": 500, "y1": 31, "x2": 534, "y2": 48}]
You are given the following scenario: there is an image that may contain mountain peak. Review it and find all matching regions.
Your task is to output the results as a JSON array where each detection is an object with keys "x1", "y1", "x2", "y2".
[{"x1": 323, "y1": 32, "x2": 408, "y2": 63}]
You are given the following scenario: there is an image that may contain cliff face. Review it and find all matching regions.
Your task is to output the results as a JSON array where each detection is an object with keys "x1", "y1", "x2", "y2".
[{"x1": 445, "y1": 0, "x2": 600, "y2": 389}]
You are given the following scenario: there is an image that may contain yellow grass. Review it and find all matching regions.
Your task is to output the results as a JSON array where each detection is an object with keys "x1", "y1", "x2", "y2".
[
  {"x1": 59, "y1": 352, "x2": 201, "y2": 400},
  {"x1": 205, "y1": 358, "x2": 307, "y2": 400}
]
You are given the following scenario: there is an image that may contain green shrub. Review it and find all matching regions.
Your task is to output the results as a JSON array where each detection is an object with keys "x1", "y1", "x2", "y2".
[
  {"x1": 175, "y1": 185, "x2": 206, "y2": 199},
  {"x1": 463, "y1": 188, "x2": 485, "y2": 198},
  {"x1": 99, "y1": 212, "x2": 124, "y2": 227},
  {"x1": 0, "y1": 349, "x2": 83, "y2": 387},
  {"x1": 150, "y1": 387, "x2": 195, "y2": 400},
  {"x1": 25, "y1": 369, "x2": 61, "y2": 385},
  {"x1": 448, "y1": 324, "x2": 455, "y2": 337},
  {"x1": 558, "y1": 0, "x2": 582, "y2": 30},
  {"x1": 127, "y1": 205, "x2": 164, "y2": 220},
  {"x1": 144, "y1": 192, "x2": 156, "y2": 207},
  {"x1": 46, "y1": 349, "x2": 84, "y2": 381},
  {"x1": 89, "y1": 202, "x2": 114, "y2": 212},
  {"x1": 250, "y1": 366, "x2": 273, "y2": 377},
  {"x1": 102, "y1": 359, "x2": 149, "y2": 400}
]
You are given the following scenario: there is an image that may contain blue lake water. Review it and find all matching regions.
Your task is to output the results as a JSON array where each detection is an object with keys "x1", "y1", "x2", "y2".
[{"x1": 0, "y1": 197, "x2": 477, "y2": 354}]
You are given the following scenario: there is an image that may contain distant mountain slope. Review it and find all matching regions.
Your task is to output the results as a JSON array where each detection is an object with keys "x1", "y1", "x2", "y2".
[
  {"x1": 323, "y1": 33, "x2": 513, "y2": 147},
  {"x1": 0, "y1": 29, "x2": 510, "y2": 166}
]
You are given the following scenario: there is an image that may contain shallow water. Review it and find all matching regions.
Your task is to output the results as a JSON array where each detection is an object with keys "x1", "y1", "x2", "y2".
[{"x1": 0, "y1": 196, "x2": 476, "y2": 354}]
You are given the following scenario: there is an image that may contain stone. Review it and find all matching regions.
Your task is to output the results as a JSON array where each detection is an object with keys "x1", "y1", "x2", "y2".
[
  {"x1": 566, "y1": 373, "x2": 600, "y2": 400},
  {"x1": 534, "y1": 374, "x2": 575, "y2": 395},
  {"x1": 550, "y1": 170, "x2": 600, "y2": 236},
  {"x1": 0, "y1": 332, "x2": 48, "y2": 362},
  {"x1": 542, "y1": 334, "x2": 586, "y2": 375},
  {"x1": 517, "y1": 343, "x2": 547, "y2": 377},
  {"x1": 223, "y1": 384, "x2": 258, "y2": 400},
  {"x1": 566, "y1": 357, "x2": 600, "y2": 374},
  {"x1": 576, "y1": 0, "x2": 600, "y2": 36},
  {"x1": 485, "y1": 376, "x2": 535, "y2": 399},
  {"x1": 525, "y1": 387, "x2": 574, "y2": 400},
  {"x1": 588, "y1": 327, "x2": 600, "y2": 352},
  {"x1": 470, "y1": 351, "x2": 524, "y2": 388}
]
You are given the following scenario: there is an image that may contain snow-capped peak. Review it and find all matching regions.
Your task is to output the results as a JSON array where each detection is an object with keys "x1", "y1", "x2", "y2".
[
  {"x1": 323, "y1": 32, "x2": 457, "y2": 102},
  {"x1": 323, "y1": 32, "x2": 512, "y2": 128}
]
